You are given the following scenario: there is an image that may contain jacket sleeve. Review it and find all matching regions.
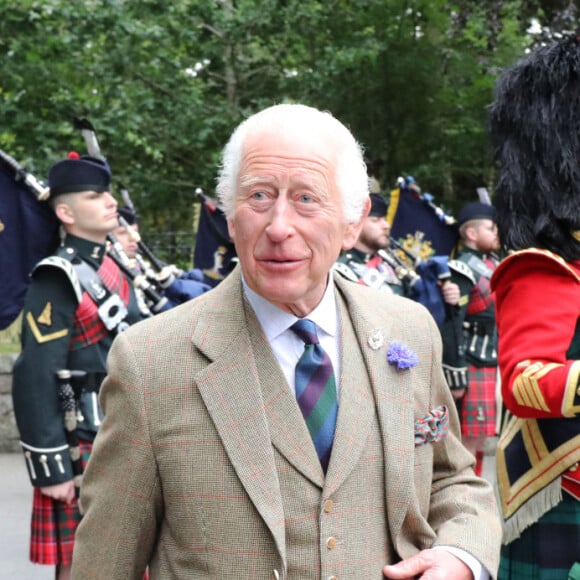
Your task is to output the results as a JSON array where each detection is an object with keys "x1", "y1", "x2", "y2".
[
  {"x1": 424, "y1": 312, "x2": 502, "y2": 578},
  {"x1": 12, "y1": 267, "x2": 78, "y2": 486},
  {"x1": 440, "y1": 261, "x2": 474, "y2": 389},
  {"x1": 72, "y1": 331, "x2": 161, "y2": 579},
  {"x1": 492, "y1": 251, "x2": 580, "y2": 419}
]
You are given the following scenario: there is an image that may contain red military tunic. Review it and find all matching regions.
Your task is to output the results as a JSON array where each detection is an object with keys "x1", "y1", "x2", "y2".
[{"x1": 491, "y1": 248, "x2": 580, "y2": 532}]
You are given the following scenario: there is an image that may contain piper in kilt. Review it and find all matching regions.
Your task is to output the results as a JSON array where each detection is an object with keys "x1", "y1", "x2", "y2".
[
  {"x1": 440, "y1": 201, "x2": 500, "y2": 476},
  {"x1": 11, "y1": 153, "x2": 144, "y2": 579},
  {"x1": 488, "y1": 35, "x2": 580, "y2": 579}
]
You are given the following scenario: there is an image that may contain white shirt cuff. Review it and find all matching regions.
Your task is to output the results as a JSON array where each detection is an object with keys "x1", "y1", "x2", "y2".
[{"x1": 432, "y1": 545, "x2": 489, "y2": 580}]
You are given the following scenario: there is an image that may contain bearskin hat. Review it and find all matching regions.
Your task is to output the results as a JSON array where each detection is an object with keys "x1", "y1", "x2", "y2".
[{"x1": 488, "y1": 35, "x2": 580, "y2": 260}]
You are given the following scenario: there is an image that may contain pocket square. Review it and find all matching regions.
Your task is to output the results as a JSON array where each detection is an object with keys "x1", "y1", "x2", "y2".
[{"x1": 414, "y1": 405, "x2": 449, "y2": 446}]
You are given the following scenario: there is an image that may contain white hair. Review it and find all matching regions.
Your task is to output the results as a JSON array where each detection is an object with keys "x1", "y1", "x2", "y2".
[{"x1": 216, "y1": 103, "x2": 370, "y2": 223}]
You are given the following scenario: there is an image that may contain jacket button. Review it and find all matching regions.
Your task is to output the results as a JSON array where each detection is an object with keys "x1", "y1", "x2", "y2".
[
  {"x1": 328, "y1": 576, "x2": 338, "y2": 580},
  {"x1": 323, "y1": 499, "x2": 333, "y2": 513},
  {"x1": 272, "y1": 569, "x2": 280, "y2": 580},
  {"x1": 326, "y1": 537, "x2": 337, "y2": 550},
  {"x1": 569, "y1": 462, "x2": 579, "y2": 472}
]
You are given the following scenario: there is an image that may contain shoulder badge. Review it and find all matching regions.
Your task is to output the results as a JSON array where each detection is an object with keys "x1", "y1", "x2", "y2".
[
  {"x1": 37, "y1": 302, "x2": 52, "y2": 325},
  {"x1": 25, "y1": 305, "x2": 68, "y2": 344},
  {"x1": 496, "y1": 248, "x2": 580, "y2": 284}
]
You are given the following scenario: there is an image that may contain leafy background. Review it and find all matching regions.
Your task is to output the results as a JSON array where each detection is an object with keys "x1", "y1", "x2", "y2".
[{"x1": 1, "y1": 0, "x2": 578, "y2": 233}]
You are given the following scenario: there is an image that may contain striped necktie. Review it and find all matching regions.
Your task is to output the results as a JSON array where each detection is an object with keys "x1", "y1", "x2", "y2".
[{"x1": 291, "y1": 319, "x2": 338, "y2": 473}]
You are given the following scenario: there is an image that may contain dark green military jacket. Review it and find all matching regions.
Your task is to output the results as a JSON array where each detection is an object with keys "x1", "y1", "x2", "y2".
[
  {"x1": 12, "y1": 234, "x2": 144, "y2": 487},
  {"x1": 440, "y1": 247, "x2": 498, "y2": 390},
  {"x1": 335, "y1": 247, "x2": 406, "y2": 296}
]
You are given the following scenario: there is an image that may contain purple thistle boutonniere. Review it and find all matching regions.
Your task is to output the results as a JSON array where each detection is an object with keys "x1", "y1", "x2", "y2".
[{"x1": 387, "y1": 341, "x2": 418, "y2": 370}]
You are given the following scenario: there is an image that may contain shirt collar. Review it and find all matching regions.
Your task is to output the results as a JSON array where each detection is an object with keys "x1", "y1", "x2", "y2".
[{"x1": 242, "y1": 272, "x2": 339, "y2": 341}]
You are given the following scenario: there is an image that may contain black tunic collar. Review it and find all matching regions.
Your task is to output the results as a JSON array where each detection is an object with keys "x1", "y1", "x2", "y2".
[{"x1": 62, "y1": 234, "x2": 107, "y2": 268}]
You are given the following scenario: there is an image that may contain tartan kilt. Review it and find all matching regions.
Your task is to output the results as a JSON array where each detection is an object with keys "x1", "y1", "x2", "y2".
[
  {"x1": 498, "y1": 493, "x2": 580, "y2": 579},
  {"x1": 461, "y1": 364, "x2": 497, "y2": 438},
  {"x1": 30, "y1": 439, "x2": 92, "y2": 565}
]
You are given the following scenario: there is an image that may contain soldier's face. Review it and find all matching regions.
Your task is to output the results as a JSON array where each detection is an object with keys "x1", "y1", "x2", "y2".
[
  {"x1": 473, "y1": 219, "x2": 500, "y2": 253},
  {"x1": 56, "y1": 190, "x2": 119, "y2": 243},
  {"x1": 227, "y1": 127, "x2": 366, "y2": 317},
  {"x1": 112, "y1": 224, "x2": 139, "y2": 259},
  {"x1": 358, "y1": 215, "x2": 390, "y2": 252}
]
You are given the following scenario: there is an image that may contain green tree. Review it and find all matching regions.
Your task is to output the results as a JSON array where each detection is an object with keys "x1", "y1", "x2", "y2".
[{"x1": 0, "y1": 0, "x2": 568, "y2": 248}]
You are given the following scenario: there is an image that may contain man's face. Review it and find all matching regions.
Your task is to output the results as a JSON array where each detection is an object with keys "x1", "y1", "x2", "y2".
[
  {"x1": 472, "y1": 219, "x2": 500, "y2": 253},
  {"x1": 357, "y1": 215, "x2": 390, "y2": 253},
  {"x1": 56, "y1": 190, "x2": 119, "y2": 243},
  {"x1": 112, "y1": 223, "x2": 139, "y2": 259},
  {"x1": 227, "y1": 127, "x2": 366, "y2": 316}
]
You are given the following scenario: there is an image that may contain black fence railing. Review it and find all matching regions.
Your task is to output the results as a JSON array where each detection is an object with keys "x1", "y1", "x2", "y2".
[{"x1": 145, "y1": 231, "x2": 198, "y2": 270}]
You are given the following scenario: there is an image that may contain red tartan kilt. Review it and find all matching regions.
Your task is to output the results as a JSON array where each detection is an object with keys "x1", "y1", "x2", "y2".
[
  {"x1": 30, "y1": 439, "x2": 92, "y2": 565},
  {"x1": 461, "y1": 365, "x2": 498, "y2": 438}
]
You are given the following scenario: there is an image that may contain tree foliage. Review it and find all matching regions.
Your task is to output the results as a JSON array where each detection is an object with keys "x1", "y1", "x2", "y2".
[{"x1": 0, "y1": 0, "x2": 575, "y2": 240}]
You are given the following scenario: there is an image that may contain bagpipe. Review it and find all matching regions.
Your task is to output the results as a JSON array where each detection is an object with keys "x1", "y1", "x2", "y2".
[
  {"x1": 0, "y1": 148, "x2": 60, "y2": 330},
  {"x1": 107, "y1": 215, "x2": 211, "y2": 315},
  {"x1": 376, "y1": 238, "x2": 453, "y2": 327},
  {"x1": 377, "y1": 244, "x2": 421, "y2": 290},
  {"x1": 81, "y1": 113, "x2": 236, "y2": 294},
  {"x1": 106, "y1": 230, "x2": 170, "y2": 316},
  {"x1": 72, "y1": 118, "x2": 211, "y2": 313}
]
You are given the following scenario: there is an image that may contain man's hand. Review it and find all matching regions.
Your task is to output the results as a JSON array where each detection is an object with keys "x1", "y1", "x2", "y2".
[
  {"x1": 440, "y1": 281, "x2": 460, "y2": 306},
  {"x1": 40, "y1": 480, "x2": 75, "y2": 504},
  {"x1": 451, "y1": 387, "x2": 466, "y2": 401},
  {"x1": 383, "y1": 549, "x2": 473, "y2": 579}
]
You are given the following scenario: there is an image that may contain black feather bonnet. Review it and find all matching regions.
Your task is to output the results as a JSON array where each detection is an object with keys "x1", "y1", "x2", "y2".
[{"x1": 488, "y1": 36, "x2": 580, "y2": 260}]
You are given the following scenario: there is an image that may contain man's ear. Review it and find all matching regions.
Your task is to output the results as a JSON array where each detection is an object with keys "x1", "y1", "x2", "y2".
[
  {"x1": 464, "y1": 223, "x2": 478, "y2": 243},
  {"x1": 54, "y1": 202, "x2": 74, "y2": 225},
  {"x1": 227, "y1": 218, "x2": 235, "y2": 242},
  {"x1": 342, "y1": 196, "x2": 371, "y2": 251}
]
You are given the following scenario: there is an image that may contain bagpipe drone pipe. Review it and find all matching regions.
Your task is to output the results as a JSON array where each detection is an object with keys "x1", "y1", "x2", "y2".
[
  {"x1": 109, "y1": 215, "x2": 211, "y2": 313},
  {"x1": 72, "y1": 117, "x2": 211, "y2": 310}
]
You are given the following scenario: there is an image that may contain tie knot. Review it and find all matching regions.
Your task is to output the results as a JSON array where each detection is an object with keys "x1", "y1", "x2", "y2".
[{"x1": 291, "y1": 319, "x2": 319, "y2": 345}]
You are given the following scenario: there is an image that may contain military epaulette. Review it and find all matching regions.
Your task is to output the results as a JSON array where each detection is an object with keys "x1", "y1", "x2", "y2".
[
  {"x1": 448, "y1": 259, "x2": 476, "y2": 285},
  {"x1": 333, "y1": 261, "x2": 359, "y2": 283},
  {"x1": 494, "y1": 248, "x2": 580, "y2": 284},
  {"x1": 35, "y1": 255, "x2": 84, "y2": 302}
]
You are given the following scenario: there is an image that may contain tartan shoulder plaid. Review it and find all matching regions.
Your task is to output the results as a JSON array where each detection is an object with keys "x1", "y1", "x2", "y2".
[{"x1": 70, "y1": 256, "x2": 130, "y2": 350}]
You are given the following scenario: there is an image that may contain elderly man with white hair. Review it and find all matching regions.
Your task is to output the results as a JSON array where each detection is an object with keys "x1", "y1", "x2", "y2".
[{"x1": 72, "y1": 103, "x2": 501, "y2": 579}]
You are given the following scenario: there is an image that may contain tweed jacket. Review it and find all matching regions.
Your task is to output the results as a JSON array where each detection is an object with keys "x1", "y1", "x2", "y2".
[{"x1": 71, "y1": 267, "x2": 501, "y2": 579}]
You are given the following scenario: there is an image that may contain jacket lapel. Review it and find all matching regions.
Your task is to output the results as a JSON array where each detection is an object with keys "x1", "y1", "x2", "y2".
[
  {"x1": 323, "y1": 291, "x2": 377, "y2": 492},
  {"x1": 191, "y1": 269, "x2": 287, "y2": 563},
  {"x1": 332, "y1": 277, "x2": 415, "y2": 538}
]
